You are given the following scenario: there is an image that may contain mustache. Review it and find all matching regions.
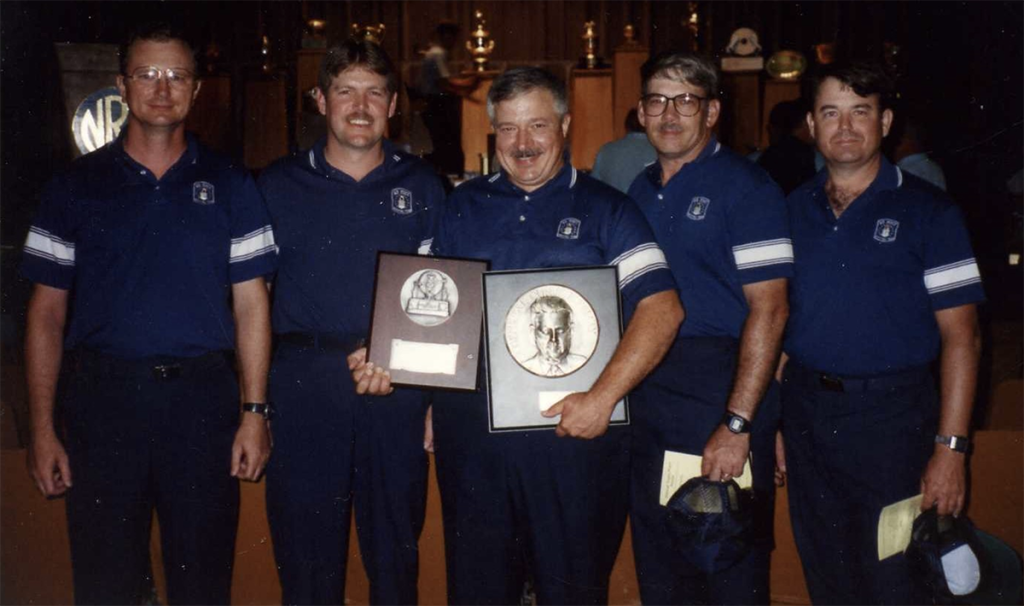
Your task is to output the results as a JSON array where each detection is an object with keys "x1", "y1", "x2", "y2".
[
  {"x1": 346, "y1": 111, "x2": 374, "y2": 122},
  {"x1": 658, "y1": 123, "x2": 684, "y2": 134},
  {"x1": 512, "y1": 149, "x2": 543, "y2": 160}
]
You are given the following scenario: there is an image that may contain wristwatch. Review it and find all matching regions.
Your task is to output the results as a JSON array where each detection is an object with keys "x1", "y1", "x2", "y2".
[
  {"x1": 935, "y1": 434, "x2": 969, "y2": 453},
  {"x1": 242, "y1": 402, "x2": 275, "y2": 421},
  {"x1": 721, "y1": 411, "x2": 751, "y2": 434}
]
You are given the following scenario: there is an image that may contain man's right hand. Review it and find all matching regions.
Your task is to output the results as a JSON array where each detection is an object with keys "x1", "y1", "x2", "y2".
[
  {"x1": 27, "y1": 431, "x2": 72, "y2": 496},
  {"x1": 346, "y1": 347, "x2": 394, "y2": 396}
]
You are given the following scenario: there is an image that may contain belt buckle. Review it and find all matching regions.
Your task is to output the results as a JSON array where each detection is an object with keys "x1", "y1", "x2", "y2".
[
  {"x1": 819, "y1": 374, "x2": 844, "y2": 392},
  {"x1": 152, "y1": 364, "x2": 182, "y2": 380}
]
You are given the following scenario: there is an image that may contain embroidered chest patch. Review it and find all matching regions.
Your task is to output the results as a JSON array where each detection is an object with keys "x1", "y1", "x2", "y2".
[
  {"x1": 192, "y1": 181, "x2": 215, "y2": 205},
  {"x1": 687, "y1": 196, "x2": 711, "y2": 221},
  {"x1": 557, "y1": 217, "x2": 581, "y2": 240},
  {"x1": 391, "y1": 188, "x2": 414, "y2": 215},
  {"x1": 874, "y1": 218, "x2": 900, "y2": 243}
]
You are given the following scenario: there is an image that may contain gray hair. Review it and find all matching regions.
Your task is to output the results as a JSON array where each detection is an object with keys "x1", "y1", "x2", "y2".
[
  {"x1": 487, "y1": 67, "x2": 568, "y2": 122},
  {"x1": 640, "y1": 51, "x2": 719, "y2": 99}
]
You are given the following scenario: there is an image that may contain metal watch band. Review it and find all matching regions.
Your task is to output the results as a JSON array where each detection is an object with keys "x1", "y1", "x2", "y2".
[
  {"x1": 242, "y1": 402, "x2": 274, "y2": 420},
  {"x1": 935, "y1": 434, "x2": 969, "y2": 453},
  {"x1": 722, "y1": 412, "x2": 751, "y2": 434}
]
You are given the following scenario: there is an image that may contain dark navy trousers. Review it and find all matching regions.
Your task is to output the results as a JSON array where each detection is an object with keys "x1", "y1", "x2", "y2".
[
  {"x1": 630, "y1": 337, "x2": 779, "y2": 605},
  {"x1": 432, "y1": 387, "x2": 630, "y2": 605},
  {"x1": 265, "y1": 342, "x2": 429, "y2": 605},
  {"x1": 63, "y1": 350, "x2": 240, "y2": 605},
  {"x1": 781, "y1": 362, "x2": 937, "y2": 605}
]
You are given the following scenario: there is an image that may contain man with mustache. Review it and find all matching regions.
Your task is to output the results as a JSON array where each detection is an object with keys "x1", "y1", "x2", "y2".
[
  {"x1": 781, "y1": 62, "x2": 983, "y2": 604},
  {"x1": 257, "y1": 39, "x2": 446, "y2": 604},
  {"x1": 627, "y1": 51, "x2": 792, "y2": 603},
  {"x1": 426, "y1": 66, "x2": 683, "y2": 604},
  {"x1": 22, "y1": 22, "x2": 277, "y2": 604}
]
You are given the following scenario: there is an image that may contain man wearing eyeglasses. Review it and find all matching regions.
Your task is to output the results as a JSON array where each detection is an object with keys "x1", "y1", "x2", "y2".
[
  {"x1": 626, "y1": 51, "x2": 792, "y2": 603},
  {"x1": 21, "y1": 22, "x2": 277, "y2": 604}
]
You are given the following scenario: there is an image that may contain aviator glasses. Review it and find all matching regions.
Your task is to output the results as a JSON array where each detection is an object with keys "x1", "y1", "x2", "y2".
[
  {"x1": 641, "y1": 92, "x2": 706, "y2": 117},
  {"x1": 125, "y1": 66, "x2": 196, "y2": 89}
]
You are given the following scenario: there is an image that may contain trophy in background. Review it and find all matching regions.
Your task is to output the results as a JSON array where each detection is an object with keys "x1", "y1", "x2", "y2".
[{"x1": 466, "y1": 10, "x2": 496, "y2": 72}]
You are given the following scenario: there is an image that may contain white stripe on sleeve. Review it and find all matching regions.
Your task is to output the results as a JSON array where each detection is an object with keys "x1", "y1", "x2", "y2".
[
  {"x1": 230, "y1": 226, "x2": 278, "y2": 263},
  {"x1": 923, "y1": 259, "x2": 981, "y2": 294},
  {"x1": 613, "y1": 243, "x2": 669, "y2": 289},
  {"x1": 24, "y1": 227, "x2": 75, "y2": 266},
  {"x1": 732, "y1": 238, "x2": 794, "y2": 270}
]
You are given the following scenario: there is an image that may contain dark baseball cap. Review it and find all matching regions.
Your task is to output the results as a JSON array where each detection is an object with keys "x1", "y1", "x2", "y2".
[
  {"x1": 907, "y1": 508, "x2": 1024, "y2": 605},
  {"x1": 666, "y1": 477, "x2": 754, "y2": 574}
]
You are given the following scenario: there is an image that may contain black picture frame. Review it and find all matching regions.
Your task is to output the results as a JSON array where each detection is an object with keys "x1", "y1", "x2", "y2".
[{"x1": 483, "y1": 265, "x2": 627, "y2": 432}]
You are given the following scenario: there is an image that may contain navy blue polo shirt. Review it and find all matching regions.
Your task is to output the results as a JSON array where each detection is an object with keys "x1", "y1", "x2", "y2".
[
  {"x1": 433, "y1": 164, "x2": 676, "y2": 306},
  {"x1": 628, "y1": 137, "x2": 793, "y2": 339},
  {"x1": 259, "y1": 139, "x2": 446, "y2": 339},
  {"x1": 784, "y1": 157, "x2": 985, "y2": 375},
  {"x1": 21, "y1": 134, "x2": 278, "y2": 359}
]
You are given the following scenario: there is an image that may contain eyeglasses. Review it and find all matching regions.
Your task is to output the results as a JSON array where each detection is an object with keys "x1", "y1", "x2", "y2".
[
  {"x1": 640, "y1": 93, "x2": 706, "y2": 117},
  {"x1": 125, "y1": 66, "x2": 196, "y2": 88}
]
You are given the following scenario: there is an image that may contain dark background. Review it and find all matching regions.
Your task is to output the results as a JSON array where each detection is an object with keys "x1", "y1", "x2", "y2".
[{"x1": 2, "y1": 1, "x2": 1021, "y2": 388}]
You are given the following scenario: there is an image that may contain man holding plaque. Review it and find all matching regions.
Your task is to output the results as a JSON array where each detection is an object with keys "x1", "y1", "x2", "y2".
[
  {"x1": 257, "y1": 39, "x2": 446, "y2": 604},
  {"x1": 627, "y1": 51, "x2": 792, "y2": 603},
  {"x1": 429, "y1": 67, "x2": 683, "y2": 604},
  {"x1": 782, "y1": 62, "x2": 983, "y2": 604},
  {"x1": 22, "y1": 23, "x2": 277, "y2": 604}
]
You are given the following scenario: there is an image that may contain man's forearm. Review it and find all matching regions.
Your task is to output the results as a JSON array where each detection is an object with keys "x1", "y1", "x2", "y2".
[
  {"x1": 935, "y1": 304, "x2": 981, "y2": 438},
  {"x1": 726, "y1": 279, "x2": 788, "y2": 421},
  {"x1": 25, "y1": 286, "x2": 68, "y2": 437},
  {"x1": 232, "y1": 277, "x2": 271, "y2": 403},
  {"x1": 587, "y1": 289, "x2": 683, "y2": 410}
]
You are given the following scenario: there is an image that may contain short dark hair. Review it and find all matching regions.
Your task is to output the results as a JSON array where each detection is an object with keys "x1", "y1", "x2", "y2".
[
  {"x1": 118, "y1": 22, "x2": 197, "y2": 76},
  {"x1": 640, "y1": 51, "x2": 719, "y2": 99},
  {"x1": 809, "y1": 62, "x2": 895, "y2": 110},
  {"x1": 318, "y1": 38, "x2": 398, "y2": 96},
  {"x1": 487, "y1": 67, "x2": 568, "y2": 122}
]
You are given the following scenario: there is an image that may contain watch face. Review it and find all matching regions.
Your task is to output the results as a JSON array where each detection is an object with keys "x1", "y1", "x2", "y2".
[{"x1": 729, "y1": 417, "x2": 743, "y2": 432}]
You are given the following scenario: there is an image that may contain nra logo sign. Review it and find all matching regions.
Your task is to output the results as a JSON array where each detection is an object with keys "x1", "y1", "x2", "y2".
[{"x1": 72, "y1": 87, "x2": 128, "y2": 155}]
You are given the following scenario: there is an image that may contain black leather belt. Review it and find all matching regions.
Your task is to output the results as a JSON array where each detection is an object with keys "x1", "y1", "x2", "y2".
[
  {"x1": 72, "y1": 349, "x2": 231, "y2": 381},
  {"x1": 276, "y1": 332, "x2": 362, "y2": 353},
  {"x1": 786, "y1": 363, "x2": 931, "y2": 393}
]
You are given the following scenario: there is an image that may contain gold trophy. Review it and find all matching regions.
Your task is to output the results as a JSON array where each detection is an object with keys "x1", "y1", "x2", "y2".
[
  {"x1": 466, "y1": 10, "x2": 496, "y2": 72},
  {"x1": 580, "y1": 21, "x2": 602, "y2": 69},
  {"x1": 351, "y1": 22, "x2": 386, "y2": 45}
]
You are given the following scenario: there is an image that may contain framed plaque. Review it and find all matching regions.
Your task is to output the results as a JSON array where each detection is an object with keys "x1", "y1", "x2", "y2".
[
  {"x1": 483, "y1": 266, "x2": 627, "y2": 432},
  {"x1": 367, "y1": 252, "x2": 487, "y2": 390}
]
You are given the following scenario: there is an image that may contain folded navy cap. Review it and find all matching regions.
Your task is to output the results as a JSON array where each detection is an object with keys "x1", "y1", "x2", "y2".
[
  {"x1": 666, "y1": 477, "x2": 754, "y2": 574},
  {"x1": 907, "y1": 508, "x2": 1024, "y2": 605}
]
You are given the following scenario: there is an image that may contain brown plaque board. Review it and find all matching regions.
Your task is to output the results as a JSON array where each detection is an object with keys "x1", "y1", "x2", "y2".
[
  {"x1": 483, "y1": 266, "x2": 627, "y2": 432},
  {"x1": 368, "y1": 252, "x2": 487, "y2": 391}
]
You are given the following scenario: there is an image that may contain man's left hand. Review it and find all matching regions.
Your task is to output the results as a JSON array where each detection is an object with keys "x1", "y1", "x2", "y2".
[
  {"x1": 541, "y1": 392, "x2": 613, "y2": 439},
  {"x1": 920, "y1": 447, "x2": 966, "y2": 516},
  {"x1": 231, "y1": 414, "x2": 271, "y2": 482},
  {"x1": 701, "y1": 425, "x2": 750, "y2": 482}
]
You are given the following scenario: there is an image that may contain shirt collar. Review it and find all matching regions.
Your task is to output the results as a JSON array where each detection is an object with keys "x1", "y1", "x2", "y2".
[
  {"x1": 491, "y1": 159, "x2": 578, "y2": 197},
  {"x1": 112, "y1": 132, "x2": 200, "y2": 180},
  {"x1": 308, "y1": 137, "x2": 401, "y2": 183},
  {"x1": 644, "y1": 135, "x2": 720, "y2": 187},
  {"x1": 812, "y1": 154, "x2": 903, "y2": 196}
]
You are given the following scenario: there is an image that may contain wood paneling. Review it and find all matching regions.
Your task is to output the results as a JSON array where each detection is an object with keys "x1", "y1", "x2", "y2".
[
  {"x1": 569, "y1": 68, "x2": 615, "y2": 170},
  {"x1": 461, "y1": 73, "x2": 497, "y2": 174},
  {"x1": 612, "y1": 46, "x2": 648, "y2": 139}
]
